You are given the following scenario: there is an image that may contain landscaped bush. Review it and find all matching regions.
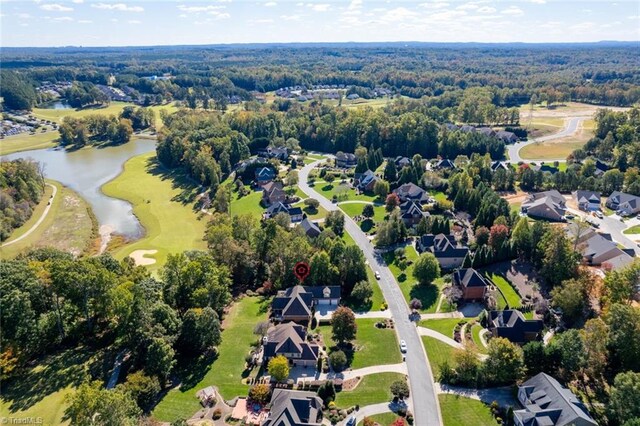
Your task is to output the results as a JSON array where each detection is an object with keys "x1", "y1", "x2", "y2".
[
  {"x1": 212, "y1": 408, "x2": 222, "y2": 420},
  {"x1": 329, "y1": 350, "x2": 348, "y2": 372}
]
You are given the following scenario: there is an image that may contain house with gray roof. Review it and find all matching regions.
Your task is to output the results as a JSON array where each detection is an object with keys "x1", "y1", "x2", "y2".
[
  {"x1": 262, "y1": 181, "x2": 288, "y2": 206},
  {"x1": 399, "y1": 200, "x2": 430, "y2": 227},
  {"x1": 566, "y1": 223, "x2": 634, "y2": 271},
  {"x1": 514, "y1": 373, "x2": 597, "y2": 426},
  {"x1": 572, "y1": 190, "x2": 601, "y2": 212},
  {"x1": 262, "y1": 323, "x2": 320, "y2": 368},
  {"x1": 487, "y1": 310, "x2": 543, "y2": 344},
  {"x1": 453, "y1": 268, "x2": 489, "y2": 301},
  {"x1": 335, "y1": 152, "x2": 357, "y2": 168},
  {"x1": 606, "y1": 191, "x2": 640, "y2": 216},
  {"x1": 521, "y1": 190, "x2": 567, "y2": 222},
  {"x1": 262, "y1": 389, "x2": 323, "y2": 426},
  {"x1": 271, "y1": 285, "x2": 340, "y2": 323},
  {"x1": 256, "y1": 167, "x2": 277, "y2": 185},
  {"x1": 299, "y1": 218, "x2": 321, "y2": 238},
  {"x1": 477, "y1": 127, "x2": 497, "y2": 137},
  {"x1": 417, "y1": 233, "x2": 470, "y2": 269},
  {"x1": 264, "y1": 202, "x2": 304, "y2": 223},
  {"x1": 491, "y1": 161, "x2": 510, "y2": 172},
  {"x1": 496, "y1": 130, "x2": 518, "y2": 144},
  {"x1": 354, "y1": 170, "x2": 380, "y2": 192},
  {"x1": 393, "y1": 182, "x2": 430, "y2": 203},
  {"x1": 435, "y1": 159, "x2": 456, "y2": 170},
  {"x1": 394, "y1": 156, "x2": 412, "y2": 169}
]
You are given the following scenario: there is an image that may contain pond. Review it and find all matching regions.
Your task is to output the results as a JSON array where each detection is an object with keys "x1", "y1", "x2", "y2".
[
  {"x1": 2, "y1": 139, "x2": 156, "y2": 238},
  {"x1": 39, "y1": 100, "x2": 72, "y2": 110}
]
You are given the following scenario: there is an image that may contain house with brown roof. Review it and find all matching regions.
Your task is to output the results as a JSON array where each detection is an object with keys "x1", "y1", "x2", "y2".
[
  {"x1": 262, "y1": 181, "x2": 287, "y2": 206},
  {"x1": 487, "y1": 310, "x2": 543, "y2": 344},
  {"x1": 262, "y1": 323, "x2": 320, "y2": 368},
  {"x1": 393, "y1": 182, "x2": 430, "y2": 203},
  {"x1": 453, "y1": 268, "x2": 489, "y2": 301},
  {"x1": 399, "y1": 200, "x2": 430, "y2": 227}
]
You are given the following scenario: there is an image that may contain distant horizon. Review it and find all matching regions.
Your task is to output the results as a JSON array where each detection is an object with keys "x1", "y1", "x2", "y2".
[
  {"x1": 1, "y1": 0, "x2": 639, "y2": 47},
  {"x1": 2, "y1": 40, "x2": 640, "y2": 50}
]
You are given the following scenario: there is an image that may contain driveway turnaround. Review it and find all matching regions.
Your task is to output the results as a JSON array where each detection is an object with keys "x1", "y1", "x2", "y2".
[{"x1": 299, "y1": 160, "x2": 443, "y2": 426}]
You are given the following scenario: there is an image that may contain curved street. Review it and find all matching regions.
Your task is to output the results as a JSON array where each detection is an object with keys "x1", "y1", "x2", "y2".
[
  {"x1": 507, "y1": 116, "x2": 591, "y2": 163},
  {"x1": 1, "y1": 182, "x2": 57, "y2": 247},
  {"x1": 299, "y1": 160, "x2": 443, "y2": 426}
]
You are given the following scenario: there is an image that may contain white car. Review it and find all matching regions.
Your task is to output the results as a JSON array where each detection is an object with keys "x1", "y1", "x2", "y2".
[
  {"x1": 374, "y1": 271, "x2": 381, "y2": 280},
  {"x1": 595, "y1": 211, "x2": 603, "y2": 219},
  {"x1": 400, "y1": 340, "x2": 407, "y2": 353}
]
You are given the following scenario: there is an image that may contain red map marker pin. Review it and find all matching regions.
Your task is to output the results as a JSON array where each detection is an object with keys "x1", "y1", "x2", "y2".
[{"x1": 294, "y1": 261, "x2": 310, "y2": 283}]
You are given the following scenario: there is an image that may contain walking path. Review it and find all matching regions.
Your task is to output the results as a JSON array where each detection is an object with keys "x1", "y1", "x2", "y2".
[
  {"x1": 333, "y1": 402, "x2": 397, "y2": 426},
  {"x1": 315, "y1": 309, "x2": 392, "y2": 322},
  {"x1": 420, "y1": 311, "x2": 464, "y2": 320},
  {"x1": 417, "y1": 327, "x2": 464, "y2": 349},
  {"x1": 2, "y1": 183, "x2": 57, "y2": 247}
]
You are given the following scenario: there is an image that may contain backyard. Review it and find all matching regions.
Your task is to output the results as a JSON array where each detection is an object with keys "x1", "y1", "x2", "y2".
[
  {"x1": 488, "y1": 273, "x2": 522, "y2": 309},
  {"x1": 152, "y1": 296, "x2": 269, "y2": 422}
]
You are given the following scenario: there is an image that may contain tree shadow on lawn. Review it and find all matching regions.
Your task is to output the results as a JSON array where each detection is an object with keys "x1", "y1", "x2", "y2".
[
  {"x1": 1, "y1": 346, "x2": 113, "y2": 413},
  {"x1": 326, "y1": 343, "x2": 356, "y2": 370},
  {"x1": 303, "y1": 206, "x2": 318, "y2": 216},
  {"x1": 360, "y1": 219, "x2": 374, "y2": 233},
  {"x1": 343, "y1": 295, "x2": 373, "y2": 314},
  {"x1": 145, "y1": 157, "x2": 200, "y2": 206},
  {"x1": 172, "y1": 350, "x2": 218, "y2": 392},
  {"x1": 409, "y1": 283, "x2": 439, "y2": 312}
]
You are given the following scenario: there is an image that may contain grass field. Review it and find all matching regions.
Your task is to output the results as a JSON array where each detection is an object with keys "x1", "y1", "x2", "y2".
[
  {"x1": 421, "y1": 336, "x2": 459, "y2": 378},
  {"x1": 439, "y1": 394, "x2": 497, "y2": 426},
  {"x1": 316, "y1": 182, "x2": 378, "y2": 203},
  {"x1": 419, "y1": 318, "x2": 466, "y2": 340},
  {"x1": 344, "y1": 267, "x2": 385, "y2": 313},
  {"x1": 488, "y1": 274, "x2": 521, "y2": 309},
  {"x1": 1, "y1": 180, "x2": 96, "y2": 259},
  {"x1": 430, "y1": 191, "x2": 448, "y2": 204},
  {"x1": 471, "y1": 324, "x2": 488, "y2": 354},
  {"x1": 0, "y1": 347, "x2": 115, "y2": 426},
  {"x1": 334, "y1": 373, "x2": 406, "y2": 408},
  {"x1": 519, "y1": 138, "x2": 588, "y2": 160},
  {"x1": 383, "y1": 246, "x2": 445, "y2": 314},
  {"x1": 230, "y1": 190, "x2": 264, "y2": 219},
  {"x1": 152, "y1": 296, "x2": 269, "y2": 422},
  {"x1": 0, "y1": 131, "x2": 59, "y2": 155},
  {"x1": 623, "y1": 225, "x2": 640, "y2": 234},
  {"x1": 339, "y1": 202, "x2": 386, "y2": 223},
  {"x1": 359, "y1": 413, "x2": 405, "y2": 426},
  {"x1": 318, "y1": 318, "x2": 401, "y2": 369},
  {"x1": 101, "y1": 152, "x2": 208, "y2": 270}
]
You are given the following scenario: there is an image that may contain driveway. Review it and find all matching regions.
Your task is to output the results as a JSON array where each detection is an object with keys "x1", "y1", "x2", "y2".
[
  {"x1": 565, "y1": 206, "x2": 640, "y2": 256},
  {"x1": 507, "y1": 116, "x2": 590, "y2": 163},
  {"x1": 299, "y1": 160, "x2": 443, "y2": 426}
]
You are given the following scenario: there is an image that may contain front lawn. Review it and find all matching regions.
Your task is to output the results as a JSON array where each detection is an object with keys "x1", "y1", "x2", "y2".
[
  {"x1": 338, "y1": 202, "x2": 386, "y2": 223},
  {"x1": 334, "y1": 373, "x2": 406, "y2": 408},
  {"x1": 419, "y1": 318, "x2": 467, "y2": 340},
  {"x1": 439, "y1": 394, "x2": 497, "y2": 426},
  {"x1": 421, "y1": 336, "x2": 459, "y2": 378},
  {"x1": 318, "y1": 318, "x2": 401, "y2": 370},
  {"x1": 623, "y1": 225, "x2": 640, "y2": 235},
  {"x1": 488, "y1": 274, "x2": 521, "y2": 309},
  {"x1": 152, "y1": 296, "x2": 269, "y2": 422},
  {"x1": 344, "y1": 268, "x2": 385, "y2": 313},
  {"x1": 471, "y1": 324, "x2": 488, "y2": 354},
  {"x1": 316, "y1": 182, "x2": 379, "y2": 203}
]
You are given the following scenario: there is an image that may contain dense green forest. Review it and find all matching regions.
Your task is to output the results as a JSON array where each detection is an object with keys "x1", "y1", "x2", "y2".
[
  {"x1": 0, "y1": 159, "x2": 45, "y2": 241},
  {"x1": 1, "y1": 43, "x2": 639, "y2": 111}
]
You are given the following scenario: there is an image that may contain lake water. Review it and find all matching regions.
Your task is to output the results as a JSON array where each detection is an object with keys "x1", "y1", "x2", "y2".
[
  {"x1": 39, "y1": 100, "x2": 72, "y2": 110},
  {"x1": 2, "y1": 139, "x2": 156, "y2": 238}
]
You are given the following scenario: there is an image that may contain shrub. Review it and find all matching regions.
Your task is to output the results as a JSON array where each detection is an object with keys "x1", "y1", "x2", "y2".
[
  {"x1": 212, "y1": 409, "x2": 222, "y2": 420},
  {"x1": 304, "y1": 198, "x2": 320, "y2": 209},
  {"x1": 248, "y1": 383, "x2": 271, "y2": 405},
  {"x1": 317, "y1": 380, "x2": 336, "y2": 405},
  {"x1": 329, "y1": 350, "x2": 348, "y2": 372}
]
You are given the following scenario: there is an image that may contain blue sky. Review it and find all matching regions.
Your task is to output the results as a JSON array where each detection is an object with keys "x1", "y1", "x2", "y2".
[{"x1": 1, "y1": 0, "x2": 639, "y2": 46}]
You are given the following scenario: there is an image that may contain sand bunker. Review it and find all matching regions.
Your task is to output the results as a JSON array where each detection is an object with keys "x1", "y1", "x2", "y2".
[{"x1": 129, "y1": 249, "x2": 158, "y2": 266}]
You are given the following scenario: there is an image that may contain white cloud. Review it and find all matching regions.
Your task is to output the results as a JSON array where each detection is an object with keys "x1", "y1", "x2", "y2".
[
  {"x1": 477, "y1": 6, "x2": 496, "y2": 13},
  {"x1": 127, "y1": 19, "x2": 141, "y2": 24},
  {"x1": 72, "y1": 0, "x2": 84, "y2": 3},
  {"x1": 52, "y1": 16, "x2": 73, "y2": 21},
  {"x1": 381, "y1": 7, "x2": 419, "y2": 22},
  {"x1": 177, "y1": 5, "x2": 225, "y2": 13},
  {"x1": 308, "y1": 3, "x2": 330, "y2": 12},
  {"x1": 77, "y1": 19, "x2": 92, "y2": 23},
  {"x1": 92, "y1": 3, "x2": 144, "y2": 12},
  {"x1": 17, "y1": 13, "x2": 32, "y2": 19},
  {"x1": 179, "y1": 14, "x2": 187, "y2": 18},
  {"x1": 40, "y1": 3, "x2": 73, "y2": 11},
  {"x1": 420, "y1": 2, "x2": 449, "y2": 10},
  {"x1": 501, "y1": 6, "x2": 524, "y2": 16},
  {"x1": 348, "y1": 0, "x2": 362, "y2": 10},
  {"x1": 250, "y1": 18, "x2": 274, "y2": 23},
  {"x1": 530, "y1": 0, "x2": 546, "y2": 4},
  {"x1": 570, "y1": 21, "x2": 595, "y2": 31},
  {"x1": 281, "y1": 14, "x2": 301, "y2": 21},
  {"x1": 264, "y1": 1, "x2": 277, "y2": 6}
]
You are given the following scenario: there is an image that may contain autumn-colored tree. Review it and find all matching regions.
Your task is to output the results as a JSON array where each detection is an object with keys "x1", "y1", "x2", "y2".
[
  {"x1": 268, "y1": 355, "x2": 290, "y2": 382},
  {"x1": 385, "y1": 193, "x2": 400, "y2": 212},
  {"x1": 489, "y1": 224, "x2": 509, "y2": 252},
  {"x1": 331, "y1": 306, "x2": 357, "y2": 344},
  {"x1": 248, "y1": 383, "x2": 271, "y2": 404}
]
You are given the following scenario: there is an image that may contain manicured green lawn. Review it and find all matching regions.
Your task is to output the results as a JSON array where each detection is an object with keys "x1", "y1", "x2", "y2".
[
  {"x1": 0, "y1": 131, "x2": 58, "y2": 155},
  {"x1": 339, "y1": 202, "x2": 386, "y2": 223},
  {"x1": 439, "y1": 394, "x2": 497, "y2": 426},
  {"x1": 344, "y1": 268, "x2": 385, "y2": 313},
  {"x1": 421, "y1": 336, "x2": 459, "y2": 378},
  {"x1": 623, "y1": 225, "x2": 640, "y2": 235},
  {"x1": 1, "y1": 180, "x2": 96, "y2": 259},
  {"x1": 419, "y1": 318, "x2": 466, "y2": 340},
  {"x1": 510, "y1": 202, "x2": 522, "y2": 215},
  {"x1": 318, "y1": 318, "x2": 401, "y2": 369},
  {"x1": 231, "y1": 190, "x2": 265, "y2": 219},
  {"x1": 334, "y1": 373, "x2": 406, "y2": 408},
  {"x1": 316, "y1": 182, "x2": 378, "y2": 203},
  {"x1": 430, "y1": 191, "x2": 448, "y2": 204},
  {"x1": 384, "y1": 246, "x2": 443, "y2": 313},
  {"x1": 102, "y1": 152, "x2": 208, "y2": 271},
  {"x1": 471, "y1": 324, "x2": 488, "y2": 354},
  {"x1": 152, "y1": 296, "x2": 269, "y2": 422},
  {"x1": 488, "y1": 274, "x2": 521, "y2": 308},
  {"x1": 359, "y1": 412, "x2": 405, "y2": 426}
]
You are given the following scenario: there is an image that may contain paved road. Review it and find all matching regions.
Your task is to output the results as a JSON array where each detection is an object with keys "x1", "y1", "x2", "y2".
[
  {"x1": 299, "y1": 160, "x2": 443, "y2": 426},
  {"x1": 507, "y1": 116, "x2": 590, "y2": 163},
  {"x1": 1, "y1": 183, "x2": 57, "y2": 247}
]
